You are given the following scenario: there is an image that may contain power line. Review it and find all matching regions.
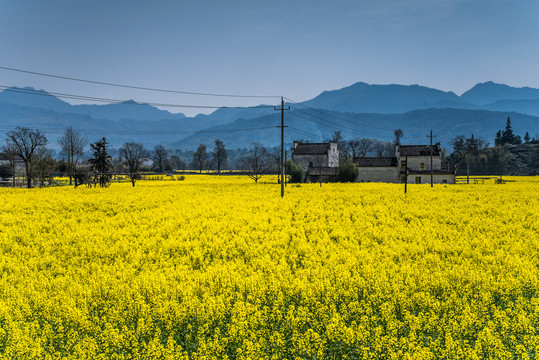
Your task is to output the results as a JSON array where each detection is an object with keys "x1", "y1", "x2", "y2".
[
  {"x1": 289, "y1": 108, "x2": 394, "y2": 139},
  {"x1": 0, "y1": 86, "x2": 275, "y2": 110},
  {"x1": 0, "y1": 124, "x2": 277, "y2": 136},
  {"x1": 0, "y1": 65, "x2": 282, "y2": 99},
  {"x1": 284, "y1": 97, "x2": 398, "y2": 132},
  {"x1": 288, "y1": 126, "x2": 323, "y2": 140}
]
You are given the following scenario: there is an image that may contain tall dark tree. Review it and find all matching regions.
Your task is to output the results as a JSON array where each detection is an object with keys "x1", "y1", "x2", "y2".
[
  {"x1": 495, "y1": 130, "x2": 503, "y2": 146},
  {"x1": 394, "y1": 129, "x2": 404, "y2": 145},
  {"x1": 169, "y1": 155, "x2": 187, "y2": 170},
  {"x1": 4, "y1": 127, "x2": 48, "y2": 188},
  {"x1": 58, "y1": 126, "x2": 87, "y2": 185},
  {"x1": 331, "y1": 130, "x2": 343, "y2": 142},
  {"x1": 88, "y1": 137, "x2": 114, "y2": 188},
  {"x1": 212, "y1": 139, "x2": 228, "y2": 174},
  {"x1": 193, "y1": 144, "x2": 208, "y2": 173},
  {"x1": 241, "y1": 142, "x2": 270, "y2": 183},
  {"x1": 524, "y1": 132, "x2": 531, "y2": 143},
  {"x1": 497, "y1": 117, "x2": 522, "y2": 145},
  {"x1": 119, "y1": 142, "x2": 150, "y2": 187},
  {"x1": 152, "y1": 145, "x2": 168, "y2": 174}
]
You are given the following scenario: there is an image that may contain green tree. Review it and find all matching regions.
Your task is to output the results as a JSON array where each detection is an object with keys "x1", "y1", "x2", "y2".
[
  {"x1": 337, "y1": 158, "x2": 359, "y2": 182},
  {"x1": 286, "y1": 160, "x2": 304, "y2": 183}
]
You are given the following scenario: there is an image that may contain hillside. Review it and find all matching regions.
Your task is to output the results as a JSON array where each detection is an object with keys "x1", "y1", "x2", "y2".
[
  {"x1": 0, "y1": 82, "x2": 538, "y2": 151},
  {"x1": 170, "y1": 108, "x2": 538, "y2": 150}
]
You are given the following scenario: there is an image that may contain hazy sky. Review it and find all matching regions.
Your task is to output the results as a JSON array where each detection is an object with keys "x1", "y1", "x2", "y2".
[{"x1": 1, "y1": 0, "x2": 538, "y2": 116}]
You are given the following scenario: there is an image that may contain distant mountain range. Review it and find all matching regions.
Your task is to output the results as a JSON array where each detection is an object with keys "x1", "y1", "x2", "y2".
[{"x1": 0, "y1": 82, "x2": 537, "y2": 151}]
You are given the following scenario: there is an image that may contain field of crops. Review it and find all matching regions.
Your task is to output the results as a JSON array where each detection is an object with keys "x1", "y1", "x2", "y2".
[{"x1": 0, "y1": 176, "x2": 538, "y2": 359}]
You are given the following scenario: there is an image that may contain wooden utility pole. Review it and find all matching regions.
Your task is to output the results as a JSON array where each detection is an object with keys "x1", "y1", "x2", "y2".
[
  {"x1": 274, "y1": 97, "x2": 289, "y2": 197},
  {"x1": 427, "y1": 130, "x2": 437, "y2": 187}
]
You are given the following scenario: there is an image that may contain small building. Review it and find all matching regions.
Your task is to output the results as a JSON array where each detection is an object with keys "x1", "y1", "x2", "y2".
[
  {"x1": 355, "y1": 157, "x2": 399, "y2": 183},
  {"x1": 355, "y1": 143, "x2": 455, "y2": 184},
  {"x1": 305, "y1": 166, "x2": 338, "y2": 183},
  {"x1": 291, "y1": 141, "x2": 339, "y2": 183}
]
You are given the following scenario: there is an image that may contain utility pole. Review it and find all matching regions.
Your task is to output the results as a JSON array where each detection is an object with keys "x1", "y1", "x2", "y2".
[
  {"x1": 427, "y1": 130, "x2": 437, "y2": 187},
  {"x1": 274, "y1": 97, "x2": 289, "y2": 197}
]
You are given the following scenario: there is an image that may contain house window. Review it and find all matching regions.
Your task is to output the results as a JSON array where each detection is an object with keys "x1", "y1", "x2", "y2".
[
  {"x1": 401, "y1": 160, "x2": 406, "y2": 169},
  {"x1": 309, "y1": 161, "x2": 313, "y2": 167},
  {"x1": 400, "y1": 175, "x2": 406, "y2": 183},
  {"x1": 420, "y1": 163, "x2": 425, "y2": 171},
  {"x1": 415, "y1": 176, "x2": 421, "y2": 184},
  {"x1": 442, "y1": 180, "x2": 448, "y2": 184}
]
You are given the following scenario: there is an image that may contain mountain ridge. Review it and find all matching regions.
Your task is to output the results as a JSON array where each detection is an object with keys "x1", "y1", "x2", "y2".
[{"x1": 1, "y1": 82, "x2": 538, "y2": 151}]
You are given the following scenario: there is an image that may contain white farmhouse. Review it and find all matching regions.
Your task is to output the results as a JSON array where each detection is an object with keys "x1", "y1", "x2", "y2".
[
  {"x1": 355, "y1": 144, "x2": 455, "y2": 184},
  {"x1": 291, "y1": 141, "x2": 339, "y2": 182}
]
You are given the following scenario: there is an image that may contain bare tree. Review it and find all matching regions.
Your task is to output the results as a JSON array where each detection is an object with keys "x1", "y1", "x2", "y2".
[
  {"x1": 357, "y1": 138, "x2": 374, "y2": 157},
  {"x1": 347, "y1": 138, "x2": 361, "y2": 158},
  {"x1": 193, "y1": 144, "x2": 208, "y2": 173},
  {"x1": 152, "y1": 145, "x2": 168, "y2": 174},
  {"x1": 383, "y1": 141, "x2": 396, "y2": 157},
  {"x1": 34, "y1": 147, "x2": 56, "y2": 187},
  {"x1": 58, "y1": 126, "x2": 87, "y2": 185},
  {"x1": 5, "y1": 127, "x2": 48, "y2": 188},
  {"x1": 372, "y1": 141, "x2": 385, "y2": 157},
  {"x1": 241, "y1": 142, "x2": 270, "y2": 183},
  {"x1": 331, "y1": 130, "x2": 343, "y2": 142},
  {"x1": 450, "y1": 134, "x2": 487, "y2": 183},
  {"x1": 119, "y1": 142, "x2": 150, "y2": 187},
  {"x1": 212, "y1": 139, "x2": 228, "y2": 174}
]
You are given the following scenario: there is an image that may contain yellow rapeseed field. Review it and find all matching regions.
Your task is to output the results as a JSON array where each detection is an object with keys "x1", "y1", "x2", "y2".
[{"x1": 0, "y1": 176, "x2": 538, "y2": 359}]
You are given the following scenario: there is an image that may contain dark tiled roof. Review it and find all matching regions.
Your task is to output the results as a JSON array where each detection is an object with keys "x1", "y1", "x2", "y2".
[
  {"x1": 307, "y1": 166, "x2": 338, "y2": 176},
  {"x1": 354, "y1": 157, "x2": 398, "y2": 167},
  {"x1": 399, "y1": 144, "x2": 440, "y2": 156},
  {"x1": 293, "y1": 143, "x2": 331, "y2": 155}
]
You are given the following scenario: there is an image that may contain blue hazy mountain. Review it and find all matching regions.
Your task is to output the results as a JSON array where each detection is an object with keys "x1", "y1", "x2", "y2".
[
  {"x1": 72, "y1": 100, "x2": 186, "y2": 122},
  {"x1": 1, "y1": 82, "x2": 538, "y2": 151},
  {"x1": 461, "y1": 81, "x2": 539, "y2": 105},
  {"x1": 171, "y1": 108, "x2": 538, "y2": 151},
  {"x1": 301, "y1": 82, "x2": 465, "y2": 113},
  {"x1": 0, "y1": 87, "x2": 73, "y2": 113}
]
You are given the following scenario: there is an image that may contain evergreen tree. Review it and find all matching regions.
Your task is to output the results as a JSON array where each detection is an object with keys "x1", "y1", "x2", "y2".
[
  {"x1": 524, "y1": 132, "x2": 531, "y2": 143},
  {"x1": 500, "y1": 117, "x2": 516, "y2": 145},
  {"x1": 88, "y1": 137, "x2": 114, "y2": 187},
  {"x1": 494, "y1": 130, "x2": 502, "y2": 146}
]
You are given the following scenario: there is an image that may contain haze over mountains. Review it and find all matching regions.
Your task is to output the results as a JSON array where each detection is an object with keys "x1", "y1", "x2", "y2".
[{"x1": 0, "y1": 82, "x2": 537, "y2": 151}]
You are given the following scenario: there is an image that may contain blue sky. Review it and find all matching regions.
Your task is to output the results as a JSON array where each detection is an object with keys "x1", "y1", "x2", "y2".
[{"x1": 1, "y1": 0, "x2": 538, "y2": 116}]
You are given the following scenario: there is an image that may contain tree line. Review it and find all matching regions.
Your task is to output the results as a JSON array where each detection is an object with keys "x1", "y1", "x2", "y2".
[
  {"x1": 0, "y1": 126, "x2": 285, "y2": 188},
  {"x1": 1, "y1": 118, "x2": 537, "y2": 188}
]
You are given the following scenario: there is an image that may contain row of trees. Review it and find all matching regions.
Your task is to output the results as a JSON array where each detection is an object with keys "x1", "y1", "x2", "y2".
[
  {"x1": 450, "y1": 118, "x2": 539, "y2": 177},
  {"x1": 1, "y1": 127, "x2": 184, "y2": 188}
]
